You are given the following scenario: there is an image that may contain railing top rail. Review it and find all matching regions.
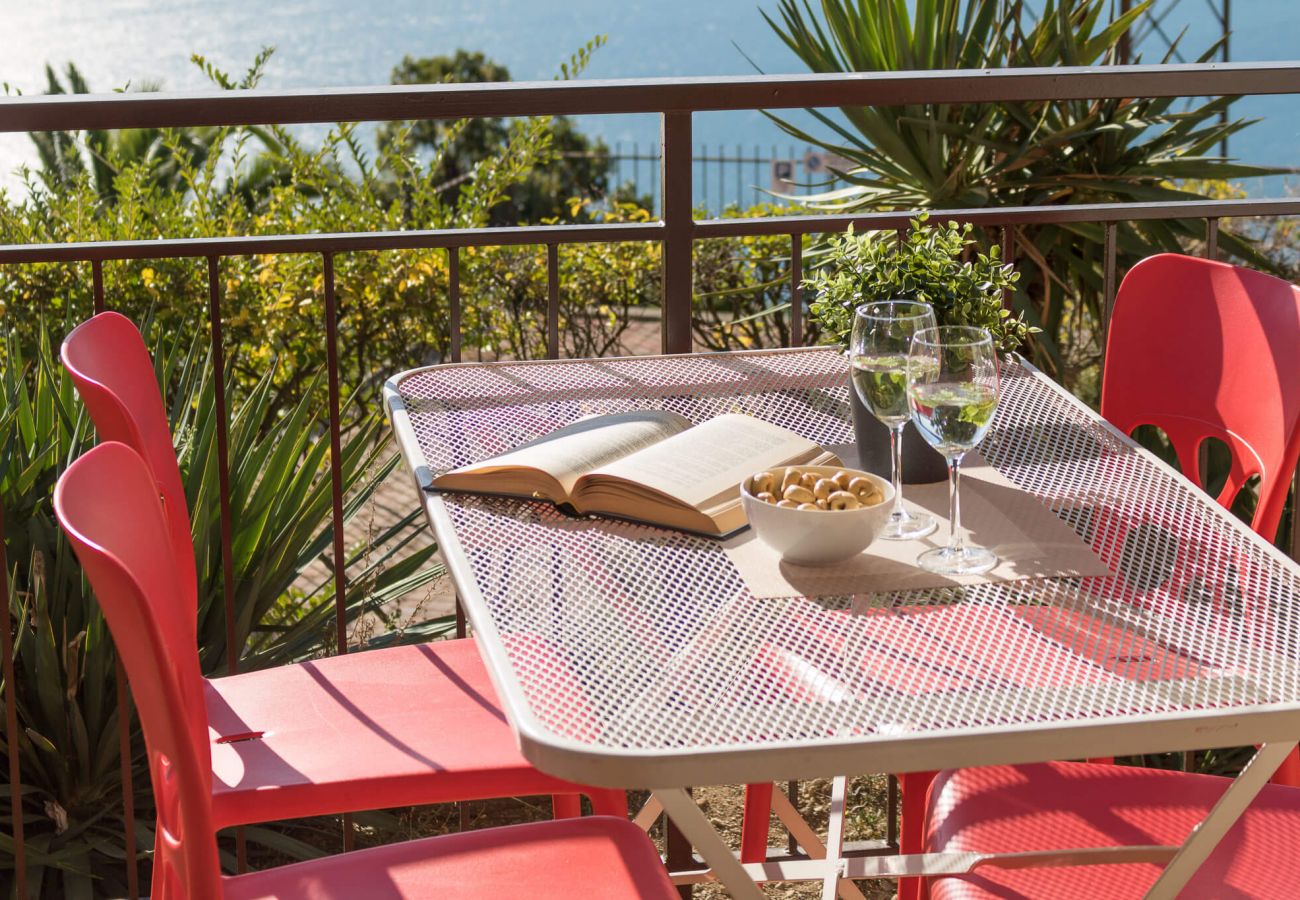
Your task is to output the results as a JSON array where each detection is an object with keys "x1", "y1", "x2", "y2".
[
  {"x1": 1, "y1": 62, "x2": 1299, "y2": 133},
  {"x1": 695, "y1": 198, "x2": 1300, "y2": 237},
  {"x1": 1, "y1": 198, "x2": 1296, "y2": 264},
  {"x1": 0, "y1": 222, "x2": 666, "y2": 264}
]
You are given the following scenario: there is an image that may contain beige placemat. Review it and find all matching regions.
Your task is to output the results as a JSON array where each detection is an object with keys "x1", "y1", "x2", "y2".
[{"x1": 723, "y1": 454, "x2": 1113, "y2": 598}]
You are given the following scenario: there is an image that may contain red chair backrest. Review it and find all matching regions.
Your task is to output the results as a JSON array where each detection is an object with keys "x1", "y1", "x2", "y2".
[
  {"x1": 1102, "y1": 253, "x2": 1300, "y2": 540},
  {"x1": 55, "y1": 443, "x2": 220, "y2": 900},
  {"x1": 61, "y1": 312, "x2": 199, "y2": 628}
]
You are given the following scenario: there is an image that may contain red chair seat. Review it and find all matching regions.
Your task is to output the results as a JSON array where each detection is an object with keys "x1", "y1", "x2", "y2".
[
  {"x1": 924, "y1": 761, "x2": 1300, "y2": 899},
  {"x1": 208, "y1": 638, "x2": 622, "y2": 827},
  {"x1": 223, "y1": 816, "x2": 677, "y2": 899}
]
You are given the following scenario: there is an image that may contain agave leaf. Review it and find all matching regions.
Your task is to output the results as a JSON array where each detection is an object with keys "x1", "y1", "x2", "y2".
[{"x1": 764, "y1": 0, "x2": 1281, "y2": 385}]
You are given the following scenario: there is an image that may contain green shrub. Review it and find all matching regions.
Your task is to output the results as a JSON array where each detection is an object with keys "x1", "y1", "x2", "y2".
[
  {"x1": 805, "y1": 214, "x2": 1031, "y2": 354},
  {"x1": 692, "y1": 204, "x2": 816, "y2": 351},
  {"x1": 0, "y1": 48, "x2": 602, "y2": 400}
]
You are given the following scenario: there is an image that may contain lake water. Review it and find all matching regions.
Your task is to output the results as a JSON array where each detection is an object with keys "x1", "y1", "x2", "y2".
[{"x1": 2, "y1": 0, "x2": 1297, "y2": 202}]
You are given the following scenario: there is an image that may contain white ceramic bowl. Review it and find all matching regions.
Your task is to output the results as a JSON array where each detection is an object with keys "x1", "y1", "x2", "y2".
[{"x1": 741, "y1": 465, "x2": 894, "y2": 566}]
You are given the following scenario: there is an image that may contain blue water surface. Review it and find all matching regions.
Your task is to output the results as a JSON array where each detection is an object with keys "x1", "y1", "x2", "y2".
[{"x1": 2, "y1": 0, "x2": 1295, "y2": 199}]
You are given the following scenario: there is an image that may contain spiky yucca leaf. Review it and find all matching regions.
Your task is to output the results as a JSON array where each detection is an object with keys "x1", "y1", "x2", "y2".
[{"x1": 764, "y1": 0, "x2": 1282, "y2": 387}]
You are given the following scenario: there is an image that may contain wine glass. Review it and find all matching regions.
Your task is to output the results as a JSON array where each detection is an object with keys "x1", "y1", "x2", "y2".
[
  {"x1": 906, "y1": 325, "x2": 1000, "y2": 575},
  {"x1": 850, "y1": 301, "x2": 938, "y2": 540}
]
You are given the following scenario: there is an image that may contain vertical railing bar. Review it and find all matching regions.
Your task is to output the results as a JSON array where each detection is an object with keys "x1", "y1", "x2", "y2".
[
  {"x1": 717, "y1": 143, "x2": 723, "y2": 213},
  {"x1": 454, "y1": 593, "x2": 467, "y2": 639},
  {"x1": 789, "y1": 233, "x2": 803, "y2": 348},
  {"x1": 0, "y1": 502, "x2": 26, "y2": 900},
  {"x1": 999, "y1": 226, "x2": 1015, "y2": 311},
  {"x1": 546, "y1": 243, "x2": 560, "y2": 360},
  {"x1": 1197, "y1": 219, "x2": 1220, "y2": 487},
  {"x1": 1101, "y1": 222, "x2": 1118, "y2": 380},
  {"x1": 115, "y1": 657, "x2": 139, "y2": 899},
  {"x1": 207, "y1": 255, "x2": 247, "y2": 873},
  {"x1": 323, "y1": 251, "x2": 348, "y2": 658},
  {"x1": 735, "y1": 143, "x2": 742, "y2": 211},
  {"x1": 701, "y1": 142, "x2": 708, "y2": 213},
  {"x1": 661, "y1": 112, "x2": 694, "y2": 354},
  {"x1": 449, "y1": 248, "x2": 466, "y2": 638},
  {"x1": 448, "y1": 247, "x2": 462, "y2": 364},
  {"x1": 650, "y1": 145, "x2": 659, "y2": 216},
  {"x1": 785, "y1": 780, "x2": 799, "y2": 855},
  {"x1": 886, "y1": 774, "x2": 899, "y2": 848},
  {"x1": 208, "y1": 255, "x2": 239, "y2": 680},
  {"x1": 1290, "y1": 465, "x2": 1300, "y2": 562},
  {"x1": 92, "y1": 259, "x2": 105, "y2": 314},
  {"x1": 322, "y1": 251, "x2": 355, "y2": 853}
]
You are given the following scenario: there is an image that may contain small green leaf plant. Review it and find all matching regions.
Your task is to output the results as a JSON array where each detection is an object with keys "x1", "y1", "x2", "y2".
[{"x1": 804, "y1": 214, "x2": 1033, "y2": 355}]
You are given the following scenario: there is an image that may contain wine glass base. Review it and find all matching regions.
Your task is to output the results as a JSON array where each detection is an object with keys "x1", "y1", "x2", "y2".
[
  {"x1": 880, "y1": 511, "x2": 937, "y2": 541},
  {"x1": 916, "y1": 545, "x2": 997, "y2": 576}
]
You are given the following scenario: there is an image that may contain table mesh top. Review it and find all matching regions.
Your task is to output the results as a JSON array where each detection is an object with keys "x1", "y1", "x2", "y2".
[{"x1": 393, "y1": 349, "x2": 1300, "y2": 754}]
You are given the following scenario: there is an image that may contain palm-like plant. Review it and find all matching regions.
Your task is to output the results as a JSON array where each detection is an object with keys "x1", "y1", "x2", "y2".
[
  {"x1": 29, "y1": 63, "x2": 211, "y2": 201},
  {"x1": 764, "y1": 0, "x2": 1281, "y2": 386},
  {"x1": 29, "y1": 54, "x2": 286, "y2": 206}
]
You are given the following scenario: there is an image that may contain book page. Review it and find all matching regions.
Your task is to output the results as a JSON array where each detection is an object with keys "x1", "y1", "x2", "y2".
[
  {"x1": 442, "y1": 409, "x2": 692, "y2": 494},
  {"x1": 584, "y1": 414, "x2": 826, "y2": 509}
]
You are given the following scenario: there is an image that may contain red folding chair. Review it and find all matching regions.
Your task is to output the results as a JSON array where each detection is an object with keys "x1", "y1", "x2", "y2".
[
  {"x1": 54, "y1": 441, "x2": 676, "y2": 900},
  {"x1": 922, "y1": 760, "x2": 1300, "y2": 899},
  {"x1": 61, "y1": 311, "x2": 626, "y2": 831}
]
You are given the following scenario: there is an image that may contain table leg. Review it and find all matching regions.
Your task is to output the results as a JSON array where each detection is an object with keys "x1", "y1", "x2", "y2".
[
  {"x1": 1146, "y1": 740, "x2": 1299, "y2": 898},
  {"x1": 633, "y1": 793, "x2": 664, "y2": 831},
  {"x1": 822, "y1": 776, "x2": 869, "y2": 900},
  {"x1": 654, "y1": 788, "x2": 770, "y2": 900},
  {"x1": 766, "y1": 779, "x2": 866, "y2": 900}
]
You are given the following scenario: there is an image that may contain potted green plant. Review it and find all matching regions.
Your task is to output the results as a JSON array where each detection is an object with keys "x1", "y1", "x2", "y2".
[{"x1": 805, "y1": 214, "x2": 1031, "y2": 482}]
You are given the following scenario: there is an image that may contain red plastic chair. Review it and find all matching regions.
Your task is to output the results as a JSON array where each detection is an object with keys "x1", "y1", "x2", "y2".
[
  {"x1": 61, "y1": 312, "x2": 627, "y2": 831},
  {"x1": 1104, "y1": 253, "x2": 1300, "y2": 786},
  {"x1": 889, "y1": 255, "x2": 1300, "y2": 898},
  {"x1": 1101, "y1": 253, "x2": 1300, "y2": 542},
  {"x1": 922, "y1": 760, "x2": 1300, "y2": 899},
  {"x1": 54, "y1": 442, "x2": 676, "y2": 900}
]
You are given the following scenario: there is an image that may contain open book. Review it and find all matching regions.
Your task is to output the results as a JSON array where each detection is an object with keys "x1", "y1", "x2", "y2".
[{"x1": 432, "y1": 411, "x2": 839, "y2": 536}]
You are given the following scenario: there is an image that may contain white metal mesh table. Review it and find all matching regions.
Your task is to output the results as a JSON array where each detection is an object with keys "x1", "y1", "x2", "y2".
[{"x1": 386, "y1": 347, "x2": 1300, "y2": 898}]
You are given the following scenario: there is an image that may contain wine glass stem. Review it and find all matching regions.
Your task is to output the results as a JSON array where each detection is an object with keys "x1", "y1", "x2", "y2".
[
  {"x1": 947, "y1": 456, "x2": 964, "y2": 555},
  {"x1": 890, "y1": 424, "x2": 906, "y2": 520}
]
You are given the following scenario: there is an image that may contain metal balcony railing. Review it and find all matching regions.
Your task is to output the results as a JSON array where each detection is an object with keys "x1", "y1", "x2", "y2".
[{"x1": 2, "y1": 61, "x2": 1300, "y2": 897}]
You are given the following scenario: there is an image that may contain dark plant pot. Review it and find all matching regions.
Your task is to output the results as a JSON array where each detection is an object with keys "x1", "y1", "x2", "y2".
[{"x1": 849, "y1": 387, "x2": 948, "y2": 484}]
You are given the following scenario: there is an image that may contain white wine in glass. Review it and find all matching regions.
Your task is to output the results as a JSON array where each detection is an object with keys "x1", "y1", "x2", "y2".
[
  {"x1": 850, "y1": 301, "x2": 938, "y2": 540},
  {"x1": 907, "y1": 326, "x2": 1000, "y2": 575}
]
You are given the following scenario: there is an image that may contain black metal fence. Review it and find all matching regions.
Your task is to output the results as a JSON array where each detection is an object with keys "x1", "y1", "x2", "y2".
[
  {"x1": 602, "y1": 143, "x2": 827, "y2": 213},
  {"x1": 2, "y1": 61, "x2": 1300, "y2": 897}
]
